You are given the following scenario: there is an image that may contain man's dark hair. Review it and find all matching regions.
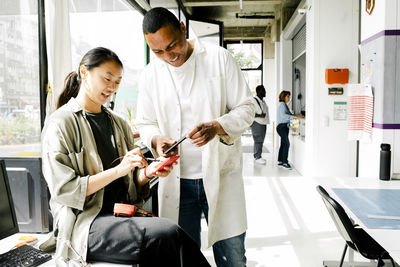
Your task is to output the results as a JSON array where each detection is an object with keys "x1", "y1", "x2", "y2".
[
  {"x1": 255, "y1": 85, "x2": 265, "y2": 95},
  {"x1": 142, "y1": 7, "x2": 181, "y2": 34}
]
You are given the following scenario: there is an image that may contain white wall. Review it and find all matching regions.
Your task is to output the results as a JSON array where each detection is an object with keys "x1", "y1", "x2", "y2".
[
  {"x1": 274, "y1": 42, "x2": 281, "y2": 150},
  {"x1": 284, "y1": 0, "x2": 359, "y2": 176},
  {"x1": 264, "y1": 58, "x2": 275, "y2": 135},
  {"x1": 263, "y1": 37, "x2": 276, "y2": 136},
  {"x1": 358, "y1": 0, "x2": 400, "y2": 178}
]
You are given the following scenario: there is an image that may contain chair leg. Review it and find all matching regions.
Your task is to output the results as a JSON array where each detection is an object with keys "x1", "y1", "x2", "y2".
[
  {"x1": 390, "y1": 258, "x2": 395, "y2": 267},
  {"x1": 376, "y1": 257, "x2": 384, "y2": 267},
  {"x1": 339, "y1": 244, "x2": 348, "y2": 267}
]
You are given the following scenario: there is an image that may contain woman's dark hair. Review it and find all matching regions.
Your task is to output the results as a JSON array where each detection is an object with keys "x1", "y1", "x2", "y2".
[
  {"x1": 57, "y1": 47, "x2": 123, "y2": 109},
  {"x1": 279, "y1": 90, "x2": 291, "y2": 102},
  {"x1": 142, "y1": 7, "x2": 181, "y2": 35}
]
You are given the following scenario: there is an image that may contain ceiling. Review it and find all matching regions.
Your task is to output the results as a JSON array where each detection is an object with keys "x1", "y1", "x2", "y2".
[
  {"x1": 180, "y1": 0, "x2": 301, "y2": 39},
  {"x1": 148, "y1": 0, "x2": 302, "y2": 40}
]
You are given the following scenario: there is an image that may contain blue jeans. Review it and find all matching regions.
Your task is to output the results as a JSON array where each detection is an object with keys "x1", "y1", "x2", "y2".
[
  {"x1": 250, "y1": 121, "x2": 267, "y2": 159},
  {"x1": 277, "y1": 123, "x2": 290, "y2": 163},
  {"x1": 178, "y1": 178, "x2": 247, "y2": 267}
]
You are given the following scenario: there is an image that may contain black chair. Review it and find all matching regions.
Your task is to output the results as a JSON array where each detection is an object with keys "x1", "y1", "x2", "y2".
[{"x1": 316, "y1": 185, "x2": 395, "y2": 267}]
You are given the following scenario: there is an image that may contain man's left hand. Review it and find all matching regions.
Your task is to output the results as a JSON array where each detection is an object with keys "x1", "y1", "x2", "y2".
[{"x1": 187, "y1": 121, "x2": 226, "y2": 147}]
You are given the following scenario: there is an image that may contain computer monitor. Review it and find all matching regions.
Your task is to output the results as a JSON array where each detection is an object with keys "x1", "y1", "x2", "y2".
[{"x1": 0, "y1": 160, "x2": 19, "y2": 240}]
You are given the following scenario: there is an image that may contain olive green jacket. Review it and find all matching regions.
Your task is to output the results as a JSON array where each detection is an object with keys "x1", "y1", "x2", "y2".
[{"x1": 41, "y1": 98, "x2": 149, "y2": 262}]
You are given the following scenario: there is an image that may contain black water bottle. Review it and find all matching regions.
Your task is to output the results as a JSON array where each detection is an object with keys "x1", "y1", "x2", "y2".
[{"x1": 379, "y1": 143, "x2": 391, "y2": 181}]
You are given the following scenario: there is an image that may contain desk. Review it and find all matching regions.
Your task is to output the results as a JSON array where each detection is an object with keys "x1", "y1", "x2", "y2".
[
  {"x1": 315, "y1": 177, "x2": 400, "y2": 265},
  {"x1": 0, "y1": 233, "x2": 130, "y2": 266}
]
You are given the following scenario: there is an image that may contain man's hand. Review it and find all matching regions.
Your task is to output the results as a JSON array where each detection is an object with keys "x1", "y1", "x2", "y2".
[
  {"x1": 151, "y1": 135, "x2": 178, "y2": 157},
  {"x1": 187, "y1": 121, "x2": 226, "y2": 147}
]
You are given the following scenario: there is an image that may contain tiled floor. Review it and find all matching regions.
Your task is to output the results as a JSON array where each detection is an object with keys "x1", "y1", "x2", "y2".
[{"x1": 200, "y1": 135, "x2": 371, "y2": 267}]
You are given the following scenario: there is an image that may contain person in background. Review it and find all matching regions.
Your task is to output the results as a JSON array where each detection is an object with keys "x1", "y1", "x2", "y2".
[
  {"x1": 136, "y1": 7, "x2": 255, "y2": 267},
  {"x1": 251, "y1": 85, "x2": 270, "y2": 165},
  {"x1": 41, "y1": 47, "x2": 209, "y2": 267},
  {"x1": 276, "y1": 90, "x2": 304, "y2": 169}
]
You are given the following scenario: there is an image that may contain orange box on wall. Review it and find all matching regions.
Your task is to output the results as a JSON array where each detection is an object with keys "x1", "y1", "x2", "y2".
[{"x1": 325, "y1": 68, "x2": 349, "y2": 84}]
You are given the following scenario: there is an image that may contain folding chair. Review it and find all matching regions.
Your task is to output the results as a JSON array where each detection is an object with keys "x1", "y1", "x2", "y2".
[{"x1": 316, "y1": 185, "x2": 395, "y2": 267}]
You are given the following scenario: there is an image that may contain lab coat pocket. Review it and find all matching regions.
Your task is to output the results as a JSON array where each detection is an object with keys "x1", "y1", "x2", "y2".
[
  {"x1": 68, "y1": 147, "x2": 85, "y2": 176},
  {"x1": 218, "y1": 141, "x2": 241, "y2": 176}
]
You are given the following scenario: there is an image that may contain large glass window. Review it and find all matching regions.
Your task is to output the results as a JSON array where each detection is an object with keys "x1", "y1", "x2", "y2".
[
  {"x1": 225, "y1": 41, "x2": 263, "y2": 93},
  {"x1": 0, "y1": 1, "x2": 40, "y2": 157},
  {"x1": 69, "y1": 0, "x2": 145, "y2": 129}
]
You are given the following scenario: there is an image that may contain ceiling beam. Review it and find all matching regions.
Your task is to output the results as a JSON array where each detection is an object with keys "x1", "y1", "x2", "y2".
[
  {"x1": 224, "y1": 26, "x2": 268, "y2": 38},
  {"x1": 184, "y1": 0, "x2": 281, "y2": 7}
]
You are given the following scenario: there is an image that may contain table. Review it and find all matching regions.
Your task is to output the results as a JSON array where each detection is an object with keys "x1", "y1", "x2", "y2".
[
  {"x1": 315, "y1": 177, "x2": 400, "y2": 266},
  {"x1": 0, "y1": 233, "x2": 131, "y2": 266}
]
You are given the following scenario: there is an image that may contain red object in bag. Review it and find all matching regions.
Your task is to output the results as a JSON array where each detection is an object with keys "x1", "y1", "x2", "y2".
[
  {"x1": 113, "y1": 203, "x2": 155, "y2": 217},
  {"x1": 113, "y1": 203, "x2": 136, "y2": 217}
]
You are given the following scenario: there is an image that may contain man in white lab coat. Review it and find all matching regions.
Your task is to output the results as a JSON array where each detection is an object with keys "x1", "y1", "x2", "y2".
[{"x1": 136, "y1": 7, "x2": 255, "y2": 267}]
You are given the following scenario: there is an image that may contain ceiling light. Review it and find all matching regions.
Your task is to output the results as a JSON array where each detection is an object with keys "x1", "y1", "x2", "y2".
[{"x1": 236, "y1": 13, "x2": 275, "y2": 19}]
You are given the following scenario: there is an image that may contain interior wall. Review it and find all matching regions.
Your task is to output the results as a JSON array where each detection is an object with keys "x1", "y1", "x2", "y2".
[
  {"x1": 274, "y1": 42, "x2": 281, "y2": 150},
  {"x1": 293, "y1": 0, "x2": 359, "y2": 177},
  {"x1": 263, "y1": 37, "x2": 276, "y2": 135},
  {"x1": 358, "y1": 0, "x2": 400, "y2": 178}
]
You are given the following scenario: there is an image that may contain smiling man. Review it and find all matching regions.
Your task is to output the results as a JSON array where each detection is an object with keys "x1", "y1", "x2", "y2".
[{"x1": 136, "y1": 7, "x2": 256, "y2": 267}]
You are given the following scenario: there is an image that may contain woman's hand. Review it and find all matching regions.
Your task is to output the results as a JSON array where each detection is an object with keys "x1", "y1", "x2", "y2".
[
  {"x1": 86, "y1": 148, "x2": 147, "y2": 196},
  {"x1": 117, "y1": 147, "x2": 147, "y2": 177},
  {"x1": 141, "y1": 157, "x2": 177, "y2": 182}
]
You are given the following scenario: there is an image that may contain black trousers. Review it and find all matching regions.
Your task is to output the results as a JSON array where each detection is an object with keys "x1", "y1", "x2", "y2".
[
  {"x1": 277, "y1": 123, "x2": 290, "y2": 164},
  {"x1": 87, "y1": 214, "x2": 210, "y2": 267}
]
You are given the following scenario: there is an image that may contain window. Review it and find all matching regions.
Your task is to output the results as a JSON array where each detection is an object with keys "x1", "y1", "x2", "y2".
[
  {"x1": 69, "y1": 0, "x2": 145, "y2": 129},
  {"x1": 0, "y1": 1, "x2": 40, "y2": 157},
  {"x1": 225, "y1": 41, "x2": 263, "y2": 93},
  {"x1": 188, "y1": 20, "x2": 222, "y2": 47}
]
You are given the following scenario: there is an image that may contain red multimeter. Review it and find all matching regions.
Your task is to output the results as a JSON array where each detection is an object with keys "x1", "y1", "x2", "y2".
[{"x1": 152, "y1": 156, "x2": 180, "y2": 174}]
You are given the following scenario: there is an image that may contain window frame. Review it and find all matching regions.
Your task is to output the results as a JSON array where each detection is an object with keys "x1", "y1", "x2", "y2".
[{"x1": 224, "y1": 39, "x2": 264, "y2": 85}]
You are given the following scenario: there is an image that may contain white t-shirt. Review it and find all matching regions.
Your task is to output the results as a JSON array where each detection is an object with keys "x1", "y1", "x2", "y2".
[
  {"x1": 167, "y1": 42, "x2": 202, "y2": 179},
  {"x1": 253, "y1": 96, "x2": 270, "y2": 125}
]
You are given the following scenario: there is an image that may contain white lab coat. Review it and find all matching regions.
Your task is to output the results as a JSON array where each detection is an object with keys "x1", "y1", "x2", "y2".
[{"x1": 136, "y1": 40, "x2": 256, "y2": 247}]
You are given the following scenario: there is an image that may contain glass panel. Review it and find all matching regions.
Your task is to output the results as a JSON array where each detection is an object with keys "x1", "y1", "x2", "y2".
[
  {"x1": 243, "y1": 70, "x2": 262, "y2": 94},
  {"x1": 227, "y1": 43, "x2": 262, "y2": 69},
  {"x1": 0, "y1": 1, "x2": 40, "y2": 157},
  {"x1": 188, "y1": 20, "x2": 220, "y2": 47},
  {"x1": 69, "y1": 0, "x2": 145, "y2": 130}
]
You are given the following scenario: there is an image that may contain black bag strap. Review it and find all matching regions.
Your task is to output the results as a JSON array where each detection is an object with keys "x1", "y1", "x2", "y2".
[{"x1": 254, "y1": 97, "x2": 263, "y2": 112}]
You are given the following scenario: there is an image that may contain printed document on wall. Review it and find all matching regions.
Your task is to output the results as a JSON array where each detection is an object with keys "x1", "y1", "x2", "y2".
[{"x1": 347, "y1": 84, "x2": 373, "y2": 143}]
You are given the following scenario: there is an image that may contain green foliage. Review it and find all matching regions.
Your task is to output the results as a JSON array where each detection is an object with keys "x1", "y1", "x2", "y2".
[
  {"x1": 228, "y1": 47, "x2": 258, "y2": 69},
  {"x1": 0, "y1": 115, "x2": 40, "y2": 145}
]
